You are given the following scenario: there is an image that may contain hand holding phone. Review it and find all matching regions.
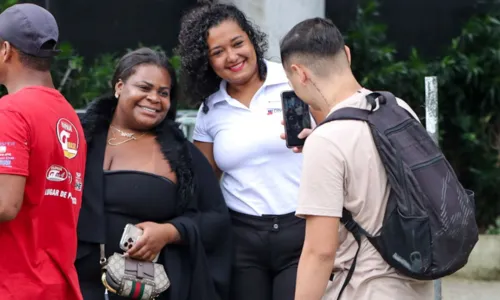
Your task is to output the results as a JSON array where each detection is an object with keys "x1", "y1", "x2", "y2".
[
  {"x1": 123, "y1": 222, "x2": 179, "y2": 262},
  {"x1": 120, "y1": 223, "x2": 144, "y2": 252},
  {"x1": 281, "y1": 91, "x2": 312, "y2": 149},
  {"x1": 280, "y1": 120, "x2": 312, "y2": 153}
]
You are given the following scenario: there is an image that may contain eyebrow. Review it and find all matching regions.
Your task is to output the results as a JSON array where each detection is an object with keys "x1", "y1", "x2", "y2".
[
  {"x1": 231, "y1": 35, "x2": 243, "y2": 42},
  {"x1": 209, "y1": 35, "x2": 244, "y2": 52},
  {"x1": 137, "y1": 81, "x2": 170, "y2": 90}
]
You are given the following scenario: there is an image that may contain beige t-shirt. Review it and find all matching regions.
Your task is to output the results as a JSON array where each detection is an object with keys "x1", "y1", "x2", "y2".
[{"x1": 296, "y1": 89, "x2": 433, "y2": 300}]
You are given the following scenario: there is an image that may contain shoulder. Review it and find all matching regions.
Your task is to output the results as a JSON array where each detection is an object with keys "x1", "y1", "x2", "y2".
[
  {"x1": 264, "y1": 59, "x2": 289, "y2": 86},
  {"x1": 315, "y1": 117, "x2": 367, "y2": 141},
  {"x1": 312, "y1": 114, "x2": 370, "y2": 160},
  {"x1": 395, "y1": 97, "x2": 420, "y2": 121},
  {"x1": 0, "y1": 93, "x2": 23, "y2": 111},
  {"x1": 204, "y1": 88, "x2": 224, "y2": 107},
  {"x1": 0, "y1": 94, "x2": 31, "y2": 127}
]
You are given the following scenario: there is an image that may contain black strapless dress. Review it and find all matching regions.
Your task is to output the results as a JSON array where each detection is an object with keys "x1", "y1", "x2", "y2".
[{"x1": 76, "y1": 170, "x2": 177, "y2": 300}]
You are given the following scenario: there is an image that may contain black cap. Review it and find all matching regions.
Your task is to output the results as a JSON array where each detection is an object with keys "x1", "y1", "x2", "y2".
[{"x1": 0, "y1": 4, "x2": 60, "y2": 58}]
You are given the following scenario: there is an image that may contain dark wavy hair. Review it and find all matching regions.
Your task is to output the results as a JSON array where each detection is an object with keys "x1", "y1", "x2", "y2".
[
  {"x1": 177, "y1": 3, "x2": 268, "y2": 112},
  {"x1": 82, "y1": 47, "x2": 194, "y2": 214},
  {"x1": 111, "y1": 47, "x2": 179, "y2": 121}
]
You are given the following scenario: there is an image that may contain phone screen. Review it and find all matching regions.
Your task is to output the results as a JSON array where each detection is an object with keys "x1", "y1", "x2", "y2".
[{"x1": 281, "y1": 91, "x2": 312, "y2": 148}]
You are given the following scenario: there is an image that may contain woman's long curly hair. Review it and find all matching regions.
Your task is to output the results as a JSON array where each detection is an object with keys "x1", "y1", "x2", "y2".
[{"x1": 177, "y1": 3, "x2": 269, "y2": 112}]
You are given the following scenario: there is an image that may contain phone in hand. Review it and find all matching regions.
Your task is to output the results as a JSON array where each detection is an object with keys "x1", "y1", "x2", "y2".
[
  {"x1": 120, "y1": 223, "x2": 143, "y2": 252},
  {"x1": 281, "y1": 90, "x2": 312, "y2": 148}
]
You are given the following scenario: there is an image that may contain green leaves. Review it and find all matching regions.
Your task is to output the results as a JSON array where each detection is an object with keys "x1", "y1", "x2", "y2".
[
  {"x1": 348, "y1": 0, "x2": 500, "y2": 230},
  {"x1": 50, "y1": 44, "x2": 183, "y2": 109}
]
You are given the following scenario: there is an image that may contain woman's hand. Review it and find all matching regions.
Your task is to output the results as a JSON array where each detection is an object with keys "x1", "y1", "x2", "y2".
[
  {"x1": 126, "y1": 222, "x2": 180, "y2": 262},
  {"x1": 280, "y1": 119, "x2": 313, "y2": 153}
]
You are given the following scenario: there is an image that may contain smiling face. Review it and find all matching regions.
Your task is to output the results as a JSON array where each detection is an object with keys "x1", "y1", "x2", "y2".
[
  {"x1": 207, "y1": 19, "x2": 259, "y2": 86},
  {"x1": 114, "y1": 64, "x2": 172, "y2": 131}
]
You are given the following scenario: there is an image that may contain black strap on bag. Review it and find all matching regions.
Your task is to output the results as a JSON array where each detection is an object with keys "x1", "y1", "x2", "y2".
[{"x1": 331, "y1": 208, "x2": 372, "y2": 300}]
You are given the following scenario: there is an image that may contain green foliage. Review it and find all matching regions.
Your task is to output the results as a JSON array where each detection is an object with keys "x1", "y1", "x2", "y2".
[
  {"x1": 486, "y1": 216, "x2": 500, "y2": 235},
  {"x1": 345, "y1": 0, "x2": 429, "y2": 118},
  {"x1": 0, "y1": 0, "x2": 17, "y2": 11},
  {"x1": 437, "y1": 12, "x2": 500, "y2": 229},
  {"x1": 347, "y1": 0, "x2": 500, "y2": 229},
  {"x1": 52, "y1": 44, "x2": 183, "y2": 109},
  {"x1": 52, "y1": 42, "x2": 116, "y2": 108},
  {"x1": 0, "y1": 0, "x2": 497, "y2": 229}
]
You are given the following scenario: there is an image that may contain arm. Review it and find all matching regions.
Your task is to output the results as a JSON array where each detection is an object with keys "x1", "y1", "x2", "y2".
[
  {"x1": 193, "y1": 141, "x2": 223, "y2": 180},
  {"x1": 189, "y1": 142, "x2": 232, "y2": 299},
  {"x1": 0, "y1": 111, "x2": 30, "y2": 222},
  {"x1": 188, "y1": 143, "x2": 230, "y2": 251},
  {"x1": 155, "y1": 143, "x2": 229, "y2": 250},
  {"x1": 191, "y1": 105, "x2": 223, "y2": 179},
  {"x1": 295, "y1": 134, "x2": 346, "y2": 300}
]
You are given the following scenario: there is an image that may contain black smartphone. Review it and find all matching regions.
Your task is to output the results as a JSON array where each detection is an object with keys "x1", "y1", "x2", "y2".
[{"x1": 281, "y1": 90, "x2": 312, "y2": 148}]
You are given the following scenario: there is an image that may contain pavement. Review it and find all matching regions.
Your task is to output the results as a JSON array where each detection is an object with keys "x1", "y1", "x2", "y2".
[{"x1": 441, "y1": 277, "x2": 500, "y2": 300}]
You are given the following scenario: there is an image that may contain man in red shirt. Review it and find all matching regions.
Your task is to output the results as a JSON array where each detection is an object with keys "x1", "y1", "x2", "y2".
[{"x1": 0, "y1": 4, "x2": 86, "y2": 300}]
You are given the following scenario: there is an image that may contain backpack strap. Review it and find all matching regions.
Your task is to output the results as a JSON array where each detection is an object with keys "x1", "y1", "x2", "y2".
[
  {"x1": 333, "y1": 209, "x2": 372, "y2": 300},
  {"x1": 317, "y1": 92, "x2": 393, "y2": 299},
  {"x1": 318, "y1": 107, "x2": 370, "y2": 128}
]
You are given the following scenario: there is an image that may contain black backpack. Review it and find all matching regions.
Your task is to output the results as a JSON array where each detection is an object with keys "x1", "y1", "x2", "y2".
[{"x1": 317, "y1": 91, "x2": 478, "y2": 299}]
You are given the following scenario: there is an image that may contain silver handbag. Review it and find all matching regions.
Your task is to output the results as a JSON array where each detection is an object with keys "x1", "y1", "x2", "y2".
[{"x1": 99, "y1": 244, "x2": 170, "y2": 300}]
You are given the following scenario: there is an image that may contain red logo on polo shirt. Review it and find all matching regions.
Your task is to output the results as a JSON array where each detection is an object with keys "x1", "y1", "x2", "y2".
[{"x1": 56, "y1": 118, "x2": 79, "y2": 159}]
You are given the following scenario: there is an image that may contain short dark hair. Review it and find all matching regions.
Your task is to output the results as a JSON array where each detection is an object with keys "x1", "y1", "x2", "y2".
[
  {"x1": 0, "y1": 38, "x2": 53, "y2": 72},
  {"x1": 18, "y1": 50, "x2": 52, "y2": 72},
  {"x1": 112, "y1": 47, "x2": 178, "y2": 120},
  {"x1": 177, "y1": 3, "x2": 268, "y2": 109},
  {"x1": 280, "y1": 18, "x2": 346, "y2": 72}
]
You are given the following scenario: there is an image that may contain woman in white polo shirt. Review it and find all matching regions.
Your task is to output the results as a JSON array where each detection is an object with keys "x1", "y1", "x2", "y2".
[{"x1": 177, "y1": 3, "x2": 320, "y2": 300}]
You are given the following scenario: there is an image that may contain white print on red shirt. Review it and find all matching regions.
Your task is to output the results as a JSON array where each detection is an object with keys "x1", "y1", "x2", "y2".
[
  {"x1": 46, "y1": 165, "x2": 72, "y2": 183},
  {"x1": 0, "y1": 141, "x2": 16, "y2": 167},
  {"x1": 74, "y1": 172, "x2": 82, "y2": 192},
  {"x1": 44, "y1": 188, "x2": 77, "y2": 205},
  {"x1": 56, "y1": 118, "x2": 79, "y2": 159}
]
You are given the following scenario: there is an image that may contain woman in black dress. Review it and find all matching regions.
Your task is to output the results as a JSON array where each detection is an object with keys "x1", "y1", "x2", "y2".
[{"x1": 75, "y1": 47, "x2": 232, "y2": 300}]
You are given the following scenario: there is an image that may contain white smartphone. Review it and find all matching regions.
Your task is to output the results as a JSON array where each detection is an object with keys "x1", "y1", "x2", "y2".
[
  {"x1": 119, "y1": 223, "x2": 160, "y2": 262},
  {"x1": 120, "y1": 223, "x2": 143, "y2": 252}
]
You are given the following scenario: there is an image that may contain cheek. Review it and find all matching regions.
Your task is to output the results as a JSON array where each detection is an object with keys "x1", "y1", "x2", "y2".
[
  {"x1": 161, "y1": 98, "x2": 171, "y2": 111},
  {"x1": 247, "y1": 46, "x2": 257, "y2": 59},
  {"x1": 209, "y1": 56, "x2": 226, "y2": 76}
]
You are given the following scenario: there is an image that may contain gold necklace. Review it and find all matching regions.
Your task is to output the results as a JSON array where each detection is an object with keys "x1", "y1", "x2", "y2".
[{"x1": 107, "y1": 125, "x2": 146, "y2": 146}]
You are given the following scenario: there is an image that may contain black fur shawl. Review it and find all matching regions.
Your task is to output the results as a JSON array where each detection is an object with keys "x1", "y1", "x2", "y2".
[{"x1": 76, "y1": 95, "x2": 232, "y2": 300}]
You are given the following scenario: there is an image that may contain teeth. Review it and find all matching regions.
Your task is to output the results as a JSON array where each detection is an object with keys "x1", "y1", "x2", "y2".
[
  {"x1": 142, "y1": 107, "x2": 156, "y2": 113},
  {"x1": 231, "y1": 62, "x2": 243, "y2": 69}
]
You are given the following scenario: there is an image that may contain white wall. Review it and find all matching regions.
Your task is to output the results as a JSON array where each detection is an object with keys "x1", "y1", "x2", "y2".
[{"x1": 219, "y1": 0, "x2": 325, "y2": 62}]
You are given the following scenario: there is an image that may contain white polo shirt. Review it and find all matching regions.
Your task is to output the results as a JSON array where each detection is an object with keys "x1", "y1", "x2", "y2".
[{"x1": 193, "y1": 60, "x2": 304, "y2": 216}]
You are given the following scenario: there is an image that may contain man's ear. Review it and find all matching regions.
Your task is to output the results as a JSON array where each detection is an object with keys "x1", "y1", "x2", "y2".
[
  {"x1": 344, "y1": 45, "x2": 352, "y2": 66},
  {"x1": 1, "y1": 41, "x2": 13, "y2": 63},
  {"x1": 291, "y1": 64, "x2": 309, "y2": 86}
]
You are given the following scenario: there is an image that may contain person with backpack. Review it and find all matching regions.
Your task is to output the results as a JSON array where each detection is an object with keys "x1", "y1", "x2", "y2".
[{"x1": 279, "y1": 18, "x2": 478, "y2": 300}]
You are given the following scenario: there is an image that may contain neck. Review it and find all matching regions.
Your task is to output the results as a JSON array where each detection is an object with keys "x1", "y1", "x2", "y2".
[
  {"x1": 4, "y1": 70, "x2": 55, "y2": 94},
  {"x1": 226, "y1": 70, "x2": 264, "y2": 103},
  {"x1": 111, "y1": 116, "x2": 137, "y2": 133},
  {"x1": 315, "y1": 71, "x2": 362, "y2": 113},
  {"x1": 110, "y1": 111, "x2": 149, "y2": 134}
]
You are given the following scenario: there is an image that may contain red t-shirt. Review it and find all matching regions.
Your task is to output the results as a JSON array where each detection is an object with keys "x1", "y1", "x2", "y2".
[{"x1": 0, "y1": 86, "x2": 86, "y2": 300}]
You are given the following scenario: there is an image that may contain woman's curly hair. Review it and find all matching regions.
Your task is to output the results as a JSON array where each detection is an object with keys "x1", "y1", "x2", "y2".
[{"x1": 177, "y1": 3, "x2": 268, "y2": 112}]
